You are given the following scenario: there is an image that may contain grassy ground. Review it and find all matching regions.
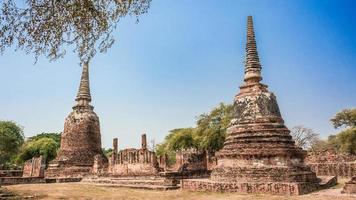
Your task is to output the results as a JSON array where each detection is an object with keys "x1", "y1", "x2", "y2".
[{"x1": 4, "y1": 180, "x2": 356, "y2": 200}]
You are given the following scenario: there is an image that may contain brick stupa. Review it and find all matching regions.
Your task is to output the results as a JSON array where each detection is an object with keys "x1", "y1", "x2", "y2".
[
  {"x1": 182, "y1": 16, "x2": 320, "y2": 195},
  {"x1": 46, "y1": 63, "x2": 106, "y2": 178}
]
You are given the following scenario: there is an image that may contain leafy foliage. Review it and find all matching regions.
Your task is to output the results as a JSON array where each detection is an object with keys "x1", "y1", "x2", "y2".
[
  {"x1": 166, "y1": 128, "x2": 196, "y2": 151},
  {"x1": 194, "y1": 103, "x2": 233, "y2": 152},
  {"x1": 102, "y1": 148, "x2": 113, "y2": 158},
  {"x1": 17, "y1": 132, "x2": 61, "y2": 164},
  {"x1": 17, "y1": 137, "x2": 59, "y2": 163},
  {"x1": 310, "y1": 108, "x2": 356, "y2": 154},
  {"x1": 337, "y1": 128, "x2": 356, "y2": 154},
  {"x1": 0, "y1": 121, "x2": 24, "y2": 168},
  {"x1": 331, "y1": 108, "x2": 356, "y2": 128},
  {"x1": 29, "y1": 132, "x2": 61, "y2": 144},
  {"x1": 155, "y1": 103, "x2": 233, "y2": 162},
  {"x1": 0, "y1": 0, "x2": 151, "y2": 64}
]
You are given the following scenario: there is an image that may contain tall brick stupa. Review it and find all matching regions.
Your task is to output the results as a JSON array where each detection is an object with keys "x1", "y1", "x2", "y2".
[
  {"x1": 46, "y1": 63, "x2": 106, "y2": 178},
  {"x1": 182, "y1": 16, "x2": 321, "y2": 195}
]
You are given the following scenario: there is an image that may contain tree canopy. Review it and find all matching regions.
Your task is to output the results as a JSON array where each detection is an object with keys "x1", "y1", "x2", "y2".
[
  {"x1": 17, "y1": 137, "x2": 59, "y2": 163},
  {"x1": 0, "y1": 121, "x2": 24, "y2": 167},
  {"x1": 331, "y1": 108, "x2": 356, "y2": 128},
  {"x1": 155, "y1": 103, "x2": 233, "y2": 162},
  {"x1": 194, "y1": 103, "x2": 233, "y2": 152},
  {"x1": 0, "y1": 0, "x2": 151, "y2": 64},
  {"x1": 311, "y1": 108, "x2": 356, "y2": 154},
  {"x1": 17, "y1": 132, "x2": 61, "y2": 164}
]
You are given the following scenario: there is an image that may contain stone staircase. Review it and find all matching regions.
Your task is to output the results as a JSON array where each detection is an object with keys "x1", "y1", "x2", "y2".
[{"x1": 81, "y1": 176, "x2": 180, "y2": 190}]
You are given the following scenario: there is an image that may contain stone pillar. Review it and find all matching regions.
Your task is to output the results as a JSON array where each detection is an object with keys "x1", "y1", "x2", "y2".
[
  {"x1": 113, "y1": 138, "x2": 118, "y2": 164},
  {"x1": 141, "y1": 134, "x2": 147, "y2": 150}
]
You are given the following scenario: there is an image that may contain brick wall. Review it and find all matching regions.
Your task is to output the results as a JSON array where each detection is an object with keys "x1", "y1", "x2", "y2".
[
  {"x1": 305, "y1": 151, "x2": 356, "y2": 178},
  {"x1": 22, "y1": 156, "x2": 45, "y2": 178}
]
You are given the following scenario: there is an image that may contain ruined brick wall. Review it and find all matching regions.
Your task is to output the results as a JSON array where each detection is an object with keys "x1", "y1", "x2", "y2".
[
  {"x1": 172, "y1": 149, "x2": 207, "y2": 172},
  {"x1": 305, "y1": 151, "x2": 356, "y2": 178},
  {"x1": 0, "y1": 170, "x2": 22, "y2": 177},
  {"x1": 181, "y1": 179, "x2": 319, "y2": 195},
  {"x1": 22, "y1": 156, "x2": 44, "y2": 178},
  {"x1": 158, "y1": 154, "x2": 168, "y2": 170},
  {"x1": 109, "y1": 148, "x2": 159, "y2": 176},
  {"x1": 206, "y1": 153, "x2": 217, "y2": 171},
  {"x1": 92, "y1": 154, "x2": 109, "y2": 175}
]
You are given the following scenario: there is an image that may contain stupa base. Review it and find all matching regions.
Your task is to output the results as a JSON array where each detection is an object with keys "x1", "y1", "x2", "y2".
[{"x1": 182, "y1": 179, "x2": 326, "y2": 195}]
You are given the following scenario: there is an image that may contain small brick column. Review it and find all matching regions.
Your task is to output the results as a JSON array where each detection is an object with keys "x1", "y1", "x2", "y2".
[
  {"x1": 112, "y1": 138, "x2": 118, "y2": 163},
  {"x1": 141, "y1": 134, "x2": 147, "y2": 150}
]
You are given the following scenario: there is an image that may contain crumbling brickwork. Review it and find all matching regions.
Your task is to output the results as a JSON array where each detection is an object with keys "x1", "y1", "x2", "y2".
[
  {"x1": 181, "y1": 179, "x2": 319, "y2": 195},
  {"x1": 46, "y1": 63, "x2": 107, "y2": 178},
  {"x1": 305, "y1": 151, "x2": 356, "y2": 178},
  {"x1": 22, "y1": 156, "x2": 45, "y2": 178},
  {"x1": 107, "y1": 135, "x2": 160, "y2": 176},
  {"x1": 183, "y1": 16, "x2": 322, "y2": 195},
  {"x1": 173, "y1": 149, "x2": 207, "y2": 172},
  {"x1": 0, "y1": 170, "x2": 22, "y2": 177}
]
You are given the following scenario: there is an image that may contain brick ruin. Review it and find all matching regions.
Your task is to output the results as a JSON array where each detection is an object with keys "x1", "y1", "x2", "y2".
[
  {"x1": 107, "y1": 134, "x2": 160, "y2": 176},
  {"x1": 161, "y1": 149, "x2": 211, "y2": 180},
  {"x1": 46, "y1": 63, "x2": 107, "y2": 178},
  {"x1": 22, "y1": 156, "x2": 45, "y2": 178},
  {"x1": 0, "y1": 156, "x2": 46, "y2": 185},
  {"x1": 181, "y1": 16, "x2": 324, "y2": 195},
  {"x1": 305, "y1": 150, "x2": 356, "y2": 178}
]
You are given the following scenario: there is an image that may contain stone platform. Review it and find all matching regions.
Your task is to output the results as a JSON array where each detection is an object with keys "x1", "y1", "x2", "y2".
[
  {"x1": 0, "y1": 177, "x2": 45, "y2": 185},
  {"x1": 45, "y1": 164, "x2": 92, "y2": 178},
  {"x1": 182, "y1": 176, "x2": 336, "y2": 195},
  {"x1": 81, "y1": 176, "x2": 180, "y2": 190}
]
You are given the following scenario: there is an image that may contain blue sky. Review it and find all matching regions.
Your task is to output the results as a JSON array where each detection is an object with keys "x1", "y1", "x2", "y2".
[{"x1": 0, "y1": 0, "x2": 355, "y2": 149}]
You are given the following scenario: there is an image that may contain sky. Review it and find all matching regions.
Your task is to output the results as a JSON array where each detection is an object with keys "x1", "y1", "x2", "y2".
[{"x1": 0, "y1": 0, "x2": 355, "y2": 149}]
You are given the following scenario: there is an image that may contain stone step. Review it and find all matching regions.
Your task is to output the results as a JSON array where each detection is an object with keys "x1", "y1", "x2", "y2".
[
  {"x1": 82, "y1": 178, "x2": 170, "y2": 186},
  {"x1": 84, "y1": 183, "x2": 180, "y2": 190}
]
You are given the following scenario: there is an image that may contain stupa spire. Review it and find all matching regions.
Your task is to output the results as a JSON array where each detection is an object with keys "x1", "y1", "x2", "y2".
[
  {"x1": 244, "y1": 16, "x2": 262, "y2": 84},
  {"x1": 74, "y1": 62, "x2": 92, "y2": 108}
]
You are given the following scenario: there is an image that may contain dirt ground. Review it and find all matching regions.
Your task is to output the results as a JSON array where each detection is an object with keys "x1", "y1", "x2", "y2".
[{"x1": 4, "y1": 181, "x2": 356, "y2": 200}]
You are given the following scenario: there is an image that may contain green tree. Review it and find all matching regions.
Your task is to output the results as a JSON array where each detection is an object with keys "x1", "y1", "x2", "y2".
[
  {"x1": 337, "y1": 128, "x2": 356, "y2": 154},
  {"x1": 0, "y1": 0, "x2": 151, "y2": 64},
  {"x1": 167, "y1": 128, "x2": 196, "y2": 151},
  {"x1": 155, "y1": 128, "x2": 196, "y2": 164},
  {"x1": 17, "y1": 137, "x2": 59, "y2": 164},
  {"x1": 194, "y1": 103, "x2": 233, "y2": 152},
  {"x1": 0, "y1": 121, "x2": 24, "y2": 167},
  {"x1": 331, "y1": 108, "x2": 356, "y2": 128},
  {"x1": 155, "y1": 103, "x2": 234, "y2": 162},
  {"x1": 325, "y1": 108, "x2": 356, "y2": 154},
  {"x1": 102, "y1": 148, "x2": 113, "y2": 158},
  {"x1": 29, "y1": 132, "x2": 61, "y2": 144}
]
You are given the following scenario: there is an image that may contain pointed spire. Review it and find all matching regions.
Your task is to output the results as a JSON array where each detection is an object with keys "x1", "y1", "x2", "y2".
[
  {"x1": 244, "y1": 16, "x2": 262, "y2": 84},
  {"x1": 74, "y1": 62, "x2": 92, "y2": 108}
]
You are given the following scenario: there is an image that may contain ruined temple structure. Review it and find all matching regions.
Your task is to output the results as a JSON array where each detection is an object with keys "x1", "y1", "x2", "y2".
[
  {"x1": 83, "y1": 134, "x2": 180, "y2": 190},
  {"x1": 108, "y1": 134, "x2": 160, "y2": 176},
  {"x1": 46, "y1": 63, "x2": 107, "y2": 178},
  {"x1": 181, "y1": 16, "x2": 326, "y2": 195},
  {"x1": 305, "y1": 150, "x2": 356, "y2": 178},
  {"x1": 22, "y1": 156, "x2": 45, "y2": 178},
  {"x1": 161, "y1": 149, "x2": 211, "y2": 180}
]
